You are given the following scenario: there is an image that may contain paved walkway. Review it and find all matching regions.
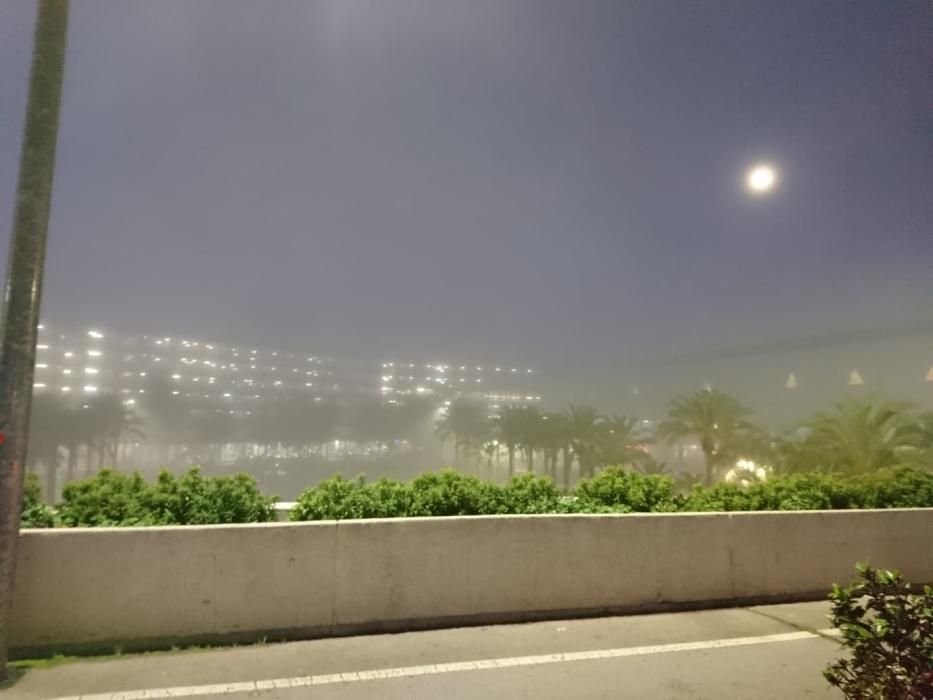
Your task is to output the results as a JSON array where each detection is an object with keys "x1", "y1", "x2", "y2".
[{"x1": 6, "y1": 602, "x2": 842, "y2": 699}]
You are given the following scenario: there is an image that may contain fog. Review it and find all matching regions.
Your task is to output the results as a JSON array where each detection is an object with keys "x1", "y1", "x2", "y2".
[{"x1": 2, "y1": 0, "x2": 931, "y2": 500}]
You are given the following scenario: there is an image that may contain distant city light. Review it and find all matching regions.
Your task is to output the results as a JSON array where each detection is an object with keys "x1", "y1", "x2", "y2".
[
  {"x1": 87, "y1": 349, "x2": 101, "y2": 357},
  {"x1": 33, "y1": 383, "x2": 46, "y2": 389},
  {"x1": 84, "y1": 367, "x2": 99, "y2": 375},
  {"x1": 37, "y1": 344, "x2": 49, "y2": 350},
  {"x1": 88, "y1": 330, "x2": 103, "y2": 339},
  {"x1": 83, "y1": 385, "x2": 98, "y2": 393}
]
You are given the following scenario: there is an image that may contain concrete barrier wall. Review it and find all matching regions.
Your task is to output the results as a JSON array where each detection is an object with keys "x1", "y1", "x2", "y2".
[{"x1": 11, "y1": 509, "x2": 933, "y2": 656}]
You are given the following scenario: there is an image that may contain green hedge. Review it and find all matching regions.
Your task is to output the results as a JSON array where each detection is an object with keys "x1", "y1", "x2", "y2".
[
  {"x1": 680, "y1": 468, "x2": 933, "y2": 512},
  {"x1": 290, "y1": 466, "x2": 933, "y2": 521},
  {"x1": 20, "y1": 465, "x2": 933, "y2": 527},
  {"x1": 22, "y1": 472, "x2": 55, "y2": 528},
  {"x1": 52, "y1": 467, "x2": 276, "y2": 527}
]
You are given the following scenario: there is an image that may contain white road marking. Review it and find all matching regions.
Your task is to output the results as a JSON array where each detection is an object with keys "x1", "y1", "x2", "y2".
[{"x1": 46, "y1": 629, "x2": 830, "y2": 700}]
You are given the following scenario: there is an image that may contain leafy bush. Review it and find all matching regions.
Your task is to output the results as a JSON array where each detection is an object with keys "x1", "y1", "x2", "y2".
[
  {"x1": 824, "y1": 563, "x2": 932, "y2": 699},
  {"x1": 21, "y1": 472, "x2": 55, "y2": 528},
  {"x1": 408, "y1": 469, "x2": 505, "y2": 516},
  {"x1": 57, "y1": 467, "x2": 275, "y2": 526},
  {"x1": 58, "y1": 470, "x2": 152, "y2": 526},
  {"x1": 499, "y1": 474, "x2": 562, "y2": 514},
  {"x1": 575, "y1": 467, "x2": 677, "y2": 513},
  {"x1": 849, "y1": 467, "x2": 933, "y2": 509},
  {"x1": 145, "y1": 469, "x2": 277, "y2": 525},
  {"x1": 29, "y1": 463, "x2": 933, "y2": 526},
  {"x1": 289, "y1": 475, "x2": 410, "y2": 520},
  {"x1": 678, "y1": 470, "x2": 933, "y2": 513}
]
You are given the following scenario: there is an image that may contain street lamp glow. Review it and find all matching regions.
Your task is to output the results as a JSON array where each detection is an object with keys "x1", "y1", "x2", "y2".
[{"x1": 746, "y1": 164, "x2": 777, "y2": 193}]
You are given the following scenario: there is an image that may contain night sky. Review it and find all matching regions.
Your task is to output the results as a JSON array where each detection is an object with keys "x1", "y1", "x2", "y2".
[{"x1": 1, "y1": 1, "x2": 931, "y2": 396}]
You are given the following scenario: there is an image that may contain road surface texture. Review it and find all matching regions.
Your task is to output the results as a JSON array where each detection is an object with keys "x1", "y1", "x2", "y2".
[{"x1": 7, "y1": 601, "x2": 842, "y2": 699}]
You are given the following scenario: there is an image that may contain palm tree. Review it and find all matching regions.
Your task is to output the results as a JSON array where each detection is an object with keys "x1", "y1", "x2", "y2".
[
  {"x1": 789, "y1": 398, "x2": 925, "y2": 474},
  {"x1": 518, "y1": 405, "x2": 544, "y2": 475},
  {"x1": 27, "y1": 394, "x2": 73, "y2": 500},
  {"x1": 481, "y1": 438, "x2": 501, "y2": 480},
  {"x1": 634, "y1": 454, "x2": 669, "y2": 476},
  {"x1": 435, "y1": 398, "x2": 488, "y2": 470},
  {"x1": 83, "y1": 395, "x2": 145, "y2": 471},
  {"x1": 492, "y1": 405, "x2": 525, "y2": 478},
  {"x1": 553, "y1": 413, "x2": 576, "y2": 488},
  {"x1": 540, "y1": 412, "x2": 569, "y2": 484},
  {"x1": 674, "y1": 471, "x2": 702, "y2": 493},
  {"x1": 656, "y1": 389, "x2": 757, "y2": 486},
  {"x1": 564, "y1": 404, "x2": 603, "y2": 479},
  {"x1": 139, "y1": 373, "x2": 187, "y2": 467},
  {"x1": 597, "y1": 415, "x2": 651, "y2": 469}
]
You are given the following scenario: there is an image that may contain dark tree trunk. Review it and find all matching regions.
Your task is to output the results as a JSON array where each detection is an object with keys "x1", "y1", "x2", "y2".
[
  {"x1": 66, "y1": 443, "x2": 77, "y2": 483},
  {"x1": 562, "y1": 448, "x2": 572, "y2": 490},
  {"x1": 44, "y1": 450, "x2": 58, "y2": 503}
]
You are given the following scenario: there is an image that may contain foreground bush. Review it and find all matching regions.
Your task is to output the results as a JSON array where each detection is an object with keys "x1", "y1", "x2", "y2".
[
  {"x1": 681, "y1": 467, "x2": 933, "y2": 512},
  {"x1": 289, "y1": 471, "x2": 563, "y2": 520},
  {"x1": 21, "y1": 472, "x2": 55, "y2": 528},
  {"x1": 289, "y1": 475, "x2": 412, "y2": 520},
  {"x1": 21, "y1": 464, "x2": 933, "y2": 527},
  {"x1": 56, "y1": 467, "x2": 276, "y2": 526},
  {"x1": 574, "y1": 467, "x2": 677, "y2": 513},
  {"x1": 824, "y1": 563, "x2": 932, "y2": 699},
  {"x1": 290, "y1": 466, "x2": 933, "y2": 521}
]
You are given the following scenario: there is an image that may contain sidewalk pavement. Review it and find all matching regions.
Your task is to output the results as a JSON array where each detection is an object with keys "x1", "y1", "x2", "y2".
[{"x1": 5, "y1": 601, "x2": 843, "y2": 699}]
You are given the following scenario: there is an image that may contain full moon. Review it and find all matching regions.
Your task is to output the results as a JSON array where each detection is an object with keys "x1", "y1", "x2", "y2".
[{"x1": 746, "y1": 164, "x2": 777, "y2": 193}]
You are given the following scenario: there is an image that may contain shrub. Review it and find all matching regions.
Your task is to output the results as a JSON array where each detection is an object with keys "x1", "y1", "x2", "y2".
[
  {"x1": 574, "y1": 467, "x2": 677, "y2": 513},
  {"x1": 850, "y1": 467, "x2": 933, "y2": 509},
  {"x1": 58, "y1": 470, "x2": 152, "y2": 526},
  {"x1": 824, "y1": 563, "x2": 932, "y2": 699},
  {"x1": 57, "y1": 467, "x2": 275, "y2": 526},
  {"x1": 500, "y1": 474, "x2": 562, "y2": 514},
  {"x1": 678, "y1": 471, "x2": 910, "y2": 512},
  {"x1": 408, "y1": 469, "x2": 505, "y2": 516},
  {"x1": 21, "y1": 472, "x2": 55, "y2": 528},
  {"x1": 290, "y1": 475, "x2": 410, "y2": 520},
  {"x1": 144, "y1": 468, "x2": 276, "y2": 525}
]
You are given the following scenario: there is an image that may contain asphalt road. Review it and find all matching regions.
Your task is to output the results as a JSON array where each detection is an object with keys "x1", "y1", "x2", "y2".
[{"x1": 7, "y1": 601, "x2": 843, "y2": 699}]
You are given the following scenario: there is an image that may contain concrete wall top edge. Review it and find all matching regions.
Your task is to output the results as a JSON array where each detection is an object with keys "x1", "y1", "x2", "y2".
[{"x1": 18, "y1": 507, "x2": 933, "y2": 535}]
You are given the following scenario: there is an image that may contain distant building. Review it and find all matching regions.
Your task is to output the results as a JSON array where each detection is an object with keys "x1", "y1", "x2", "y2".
[
  {"x1": 377, "y1": 360, "x2": 542, "y2": 408},
  {"x1": 32, "y1": 325, "x2": 545, "y2": 410}
]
